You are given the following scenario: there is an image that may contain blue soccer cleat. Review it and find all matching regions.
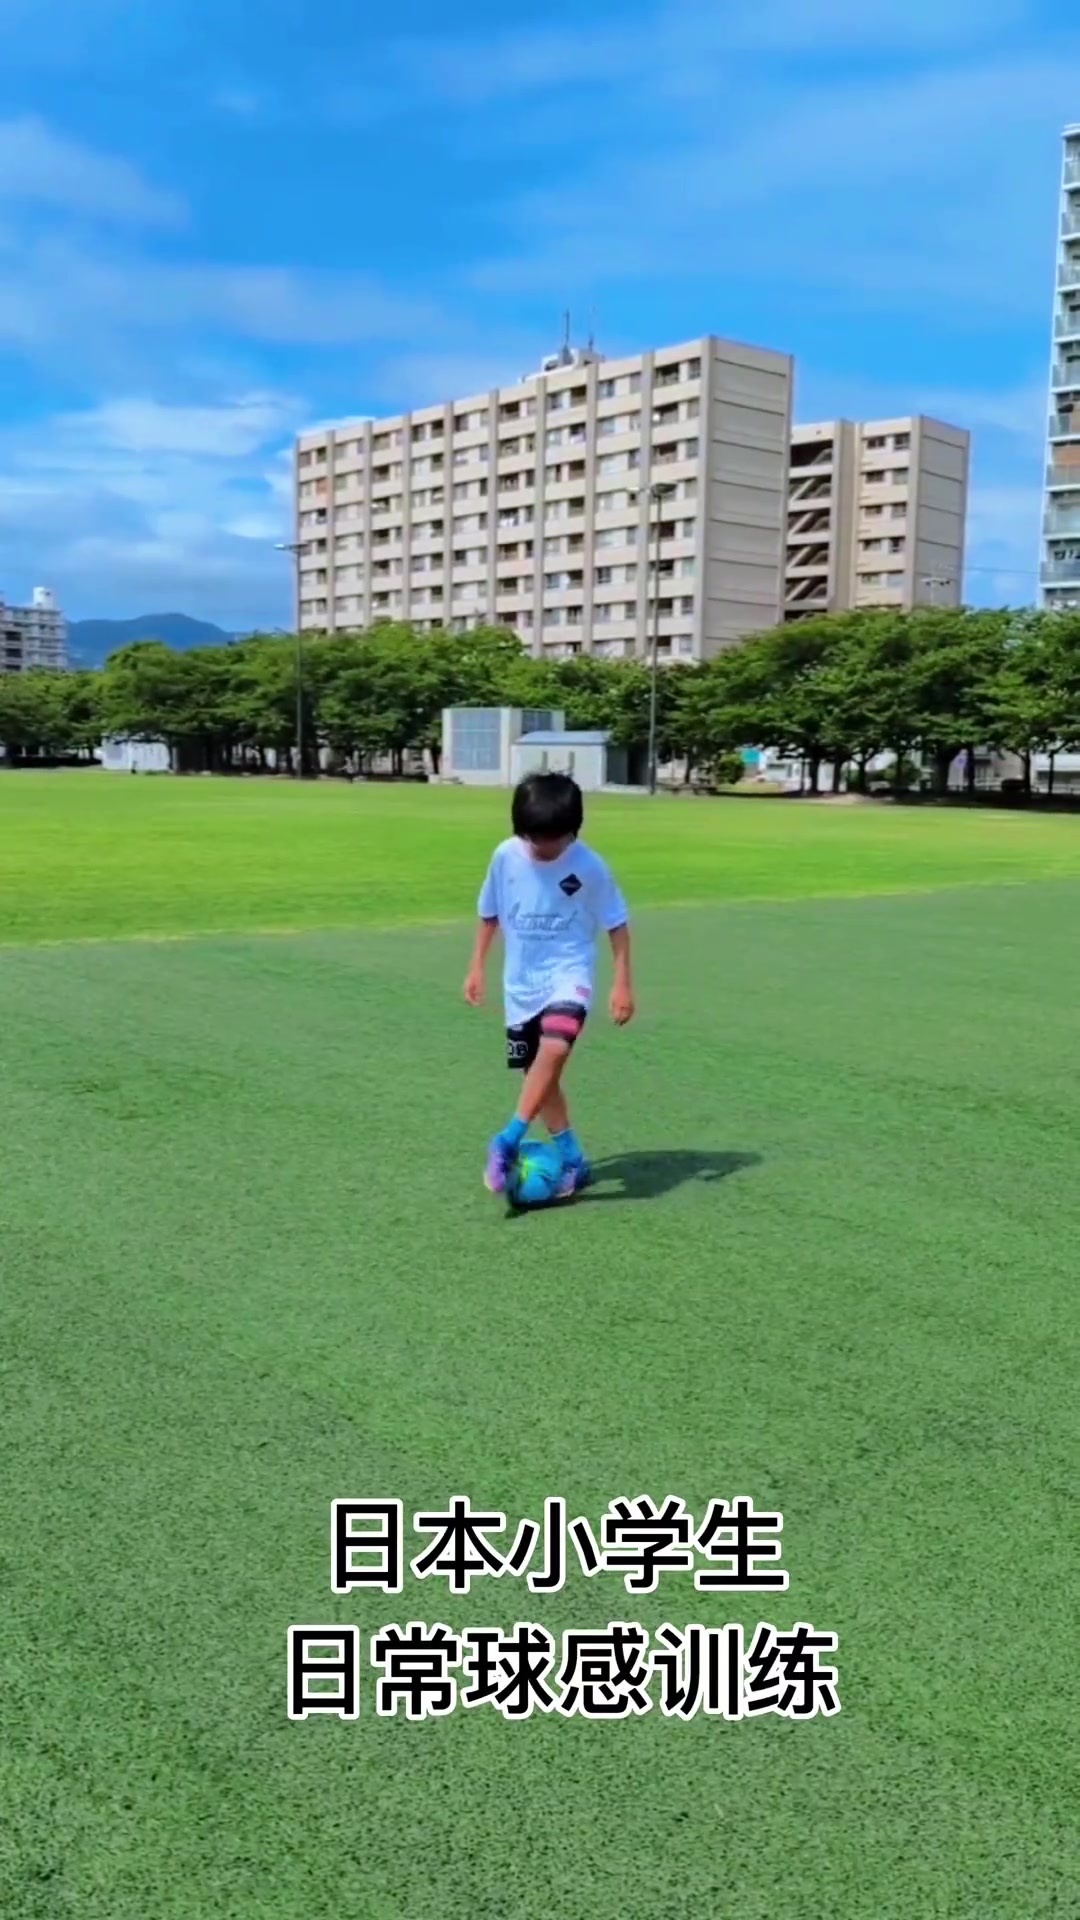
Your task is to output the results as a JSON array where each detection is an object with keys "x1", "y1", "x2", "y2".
[
  {"x1": 484, "y1": 1135, "x2": 517, "y2": 1194},
  {"x1": 555, "y1": 1155, "x2": 592, "y2": 1198}
]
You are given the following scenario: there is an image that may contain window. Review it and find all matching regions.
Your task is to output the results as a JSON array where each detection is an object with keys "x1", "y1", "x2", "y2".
[
  {"x1": 863, "y1": 504, "x2": 884, "y2": 518},
  {"x1": 890, "y1": 504, "x2": 906, "y2": 521},
  {"x1": 450, "y1": 708, "x2": 501, "y2": 772},
  {"x1": 865, "y1": 435, "x2": 886, "y2": 450},
  {"x1": 595, "y1": 566, "x2": 613, "y2": 585},
  {"x1": 864, "y1": 470, "x2": 887, "y2": 485},
  {"x1": 683, "y1": 358, "x2": 701, "y2": 381},
  {"x1": 892, "y1": 432, "x2": 911, "y2": 450},
  {"x1": 860, "y1": 572, "x2": 884, "y2": 587}
]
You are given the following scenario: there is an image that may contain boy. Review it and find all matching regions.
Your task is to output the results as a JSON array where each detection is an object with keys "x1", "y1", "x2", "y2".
[{"x1": 464, "y1": 770, "x2": 634, "y2": 1197}]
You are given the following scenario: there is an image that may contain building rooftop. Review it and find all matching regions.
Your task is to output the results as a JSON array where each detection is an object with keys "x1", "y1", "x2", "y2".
[{"x1": 518, "y1": 731, "x2": 612, "y2": 746}]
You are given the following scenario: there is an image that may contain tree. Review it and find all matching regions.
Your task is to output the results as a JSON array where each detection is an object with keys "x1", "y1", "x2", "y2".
[
  {"x1": 0, "y1": 669, "x2": 102, "y2": 759},
  {"x1": 903, "y1": 608, "x2": 1010, "y2": 796}
]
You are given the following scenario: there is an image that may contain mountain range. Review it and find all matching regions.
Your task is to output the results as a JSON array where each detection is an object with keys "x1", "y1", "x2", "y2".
[{"x1": 69, "y1": 613, "x2": 233, "y2": 668}]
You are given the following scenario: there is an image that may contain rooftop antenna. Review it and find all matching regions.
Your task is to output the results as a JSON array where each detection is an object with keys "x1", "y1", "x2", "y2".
[
  {"x1": 587, "y1": 307, "x2": 597, "y2": 355},
  {"x1": 560, "y1": 309, "x2": 573, "y2": 366}
]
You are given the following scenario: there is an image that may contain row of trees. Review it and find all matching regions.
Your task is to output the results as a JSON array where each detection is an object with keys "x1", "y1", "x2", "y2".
[{"x1": 3, "y1": 606, "x2": 1080, "y2": 794}]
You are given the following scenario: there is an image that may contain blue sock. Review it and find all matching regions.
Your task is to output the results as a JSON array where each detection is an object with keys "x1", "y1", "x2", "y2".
[
  {"x1": 554, "y1": 1128, "x2": 584, "y2": 1165},
  {"x1": 499, "y1": 1116, "x2": 528, "y2": 1152}
]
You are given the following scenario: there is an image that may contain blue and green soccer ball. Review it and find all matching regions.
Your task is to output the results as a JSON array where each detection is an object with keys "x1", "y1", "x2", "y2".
[{"x1": 507, "y1": 1140, "x2": 567, "y2": 1209}]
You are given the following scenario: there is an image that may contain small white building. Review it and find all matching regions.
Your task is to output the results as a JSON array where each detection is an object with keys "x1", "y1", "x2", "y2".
[
  {"x1": 510, "y1": 729, "x2": 629, "y2": 792},
  {"x1": 441, "y1": 707, "x2": 565, "y2": 785},
  {"x1": 100, "y1": 736, "x2": 171, "y2": 773}
]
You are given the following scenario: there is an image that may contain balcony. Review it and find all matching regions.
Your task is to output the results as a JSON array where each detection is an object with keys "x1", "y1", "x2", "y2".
[
  {"x1": 1040, "y1": 561, "x2": 1080, "y2": 585},
  {"x1": 1045, "y1": 508, "x2": 1080, "y2": 534},
  {"x1": 1045, "y1": 465, "x2": 1080, "y2": 489},
  {"x1": 1052, "y1": 361, "x2": 1080, "y2": 390},
  {"x1": 1049, "y1": 413, "x2": 1080, "y2": 439},
  {"x1": 1067, "y1": 156, "x2": 1080, "y2": 187},
  {"x1": 1059, "y1": 257, "x2": 1080, "y2": 289},
  {"x1": 791, "y1": 480, "x2": 834, "y2": 510},
  {"x1": 1056, "y1": 310, "x2": 1080, "y2": 338}
]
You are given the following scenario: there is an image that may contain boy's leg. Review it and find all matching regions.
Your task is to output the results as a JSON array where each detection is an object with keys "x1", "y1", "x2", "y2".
[
  {"x1": 486, "y1": 1005, "x2": 589, "y2": 1194},
  {"x1": 540, "y1": 1086, "x2": 570, "y2": 1135},
  {"x1": 539, "y1": 1087, "x2": 590, "y2": 1191}
]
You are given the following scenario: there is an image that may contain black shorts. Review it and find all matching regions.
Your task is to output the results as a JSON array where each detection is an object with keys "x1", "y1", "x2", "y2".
[{"x1": 506, "y1": 1001, "x2": 587, "y2": 1071}]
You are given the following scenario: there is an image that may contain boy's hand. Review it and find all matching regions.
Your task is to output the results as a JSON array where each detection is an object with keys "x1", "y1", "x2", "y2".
[
  {"x1": 609, "y1": 983, "x2": 635, "y2": 1026},
  {"x1": 464, "y1": 967, "x2": 485, "y2": 1007}
]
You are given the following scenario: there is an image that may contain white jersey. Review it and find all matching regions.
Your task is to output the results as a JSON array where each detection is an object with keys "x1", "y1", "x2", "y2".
[{"x1": 478, "y1": 836, "x2": 628, "y2": 1026}]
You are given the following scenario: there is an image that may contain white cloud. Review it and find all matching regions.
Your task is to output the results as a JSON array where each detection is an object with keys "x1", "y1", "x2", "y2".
[
  {"x1": 0, "y1": 235, "x2": 440, "y2": 376},
  {"x1": 794, "y1": 372, "x2": 1049, "y2": 446},
  {"x1": 0, "y1": 116, "x2": 183, "y2": 224},
  {"x1": 472, "y1": 55, "x2": 1078, "y2": 314},
  {"x1": 389, "y1": 0, "x2": 1029, "y2": 111},
  {"x1": 51, "y1": 392, "x2": 304, "y2": 459},
  {"x1": 0, "y1": 391, "x2": 300, "y2": 625}
]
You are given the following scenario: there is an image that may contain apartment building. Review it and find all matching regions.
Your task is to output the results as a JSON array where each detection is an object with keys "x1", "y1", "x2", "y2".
[
  {"x1": 0, "y1": 587, "x2": 68, "y2": 670},
  {"x1": 785, "y1": 417, "x2": 970, "y2": 620},
  {"x1": 1041, "y1": 124, "x2": 1080, "y2": 610},
  {"x1": 294, "y1": 334, "x2": 793, "y2": 661}
]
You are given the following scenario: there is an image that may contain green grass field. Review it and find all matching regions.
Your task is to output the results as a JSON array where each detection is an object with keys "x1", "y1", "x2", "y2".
[{"x1": 2, "y1": 773, "x2": 1078, "y2": 1918}]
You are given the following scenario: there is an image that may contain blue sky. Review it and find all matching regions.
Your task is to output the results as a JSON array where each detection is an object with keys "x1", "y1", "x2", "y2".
[{"x1": 0, "y1": 0, "x2": 1073, "y2": 626}]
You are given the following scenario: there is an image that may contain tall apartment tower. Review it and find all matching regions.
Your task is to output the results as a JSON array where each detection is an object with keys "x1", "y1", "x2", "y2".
[
  {"x1": 295, "y1": 334, "x2": 793, "y2": 661},
  {"x1": 0, "y1": 586, "x2": 68, "y2": 670},
  {"x1": 785, "y1": 417, "x2": 970, "y2": 619},
  {"x1": 1041, "y1": 125, "x2": 1080, "y2": 609}
]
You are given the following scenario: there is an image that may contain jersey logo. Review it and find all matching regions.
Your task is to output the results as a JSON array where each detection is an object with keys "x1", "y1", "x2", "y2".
[{"x1": 559, "y1": 874, "x2": 582, "y2": 896}]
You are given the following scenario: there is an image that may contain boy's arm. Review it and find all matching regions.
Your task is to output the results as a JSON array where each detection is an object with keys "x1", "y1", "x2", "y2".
[
  {"x1": 598, "y1": 858, "x2": 633, "y2": 1025},
  {"x1": 466, "y1": 853, "x2": 501, "y2": 1005},
  {"x1": 464, "y1": 917, "x2": 499, "y2": 1005},
  {"x1": 608, "y1": 923, "x2": 634, "y2": 1025}
]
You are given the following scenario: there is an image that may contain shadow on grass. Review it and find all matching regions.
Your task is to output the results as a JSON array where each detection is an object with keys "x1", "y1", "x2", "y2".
[
  {"x1": 581, "y1": 1149, "x2": 762, "y2": 1204},
  {"x1": 507, "y1": 1149, "x2": 761, "y2": 1217}
]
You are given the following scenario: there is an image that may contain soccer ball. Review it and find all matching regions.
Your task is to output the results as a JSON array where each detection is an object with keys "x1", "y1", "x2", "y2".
[{"x1": 507, "y1": 1140, "x2": 567, "y2": 1209}]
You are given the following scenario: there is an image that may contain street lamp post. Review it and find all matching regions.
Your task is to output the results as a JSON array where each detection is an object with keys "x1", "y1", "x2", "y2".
[
  {"x1": 635, "y1": 480, "x2": 677, "y2": 794},
  {"x1": 920, "y1": 574, "x2": 958, "y2": 609},
  {"x1": 275, "y1": 541, "x2": 306, "y2": 778}
]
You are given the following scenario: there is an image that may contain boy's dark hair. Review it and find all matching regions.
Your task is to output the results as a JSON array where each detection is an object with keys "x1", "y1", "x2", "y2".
[{"x1": 512, "y1": 770, "x2": 584, "y2": 840}]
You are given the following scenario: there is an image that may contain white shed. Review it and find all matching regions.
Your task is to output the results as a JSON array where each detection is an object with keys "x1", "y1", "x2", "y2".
[
  {"x1": 440, "y1": 707, "x2": 564, "y2": 785},
  {"x1": 100, "y1": 736, "x2": 171, "y2": 772},
  {"x1": 510, "y1": 730, "x2": 629, "y2": 792}
]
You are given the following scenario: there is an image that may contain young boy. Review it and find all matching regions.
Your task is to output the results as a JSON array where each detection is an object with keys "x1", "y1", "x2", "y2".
[{"x1": 463, "y1": 770, "x2": 634, "y2": 1197}]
